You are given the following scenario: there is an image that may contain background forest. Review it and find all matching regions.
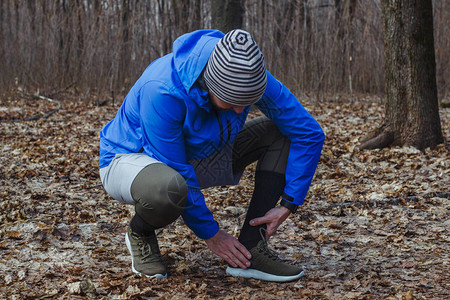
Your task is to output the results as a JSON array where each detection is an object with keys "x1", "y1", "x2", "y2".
[
  {"x1": 0, "y1": 1, "x2": 449, "y2": 299},
  {"x1": 0, "y1": 0, "x2": 449, "y2": 101}
]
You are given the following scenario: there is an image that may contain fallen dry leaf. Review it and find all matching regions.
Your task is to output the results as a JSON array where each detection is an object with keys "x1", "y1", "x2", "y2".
[{"x1": 0, "y1": 95, "x2": 448, "y2": 299}]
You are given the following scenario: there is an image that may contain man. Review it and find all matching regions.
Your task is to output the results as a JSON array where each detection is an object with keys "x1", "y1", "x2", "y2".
[{"x1": 99, "y1": 29, "x2": 324, "y2": 282}]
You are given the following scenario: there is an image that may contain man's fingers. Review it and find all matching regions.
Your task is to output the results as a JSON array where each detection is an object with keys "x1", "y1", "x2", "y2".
[
  {"x1": 249, "y1": 216, "x2": 268, "y2": 226},
  {"x1": 215, "y1": 242, "x2": 250, "y2": 269},
  {"x1": 222, "y1": 254, "x2": 237, "y2": 268},
  {"x1": 234, "y1": 241, "x2": 252, "y2": 260},
  {"x1": 219, "y1": 250, "x2": 247, "y2": 269},
  {"x1": 206, "y1": 230, "x2": 252, "y2": 269},
  {"x1": 229, "y1": 253, "x2": 249, "y2": 269},
  {"x1": 230, "y1": 247, "x2": 251, "y2": 268},
  {"x1": 224, "y1": 241, "x2": 249, "y2": 269},
  {"x1": 266, "y1": 224, "x2": 277, "y2": 237}
]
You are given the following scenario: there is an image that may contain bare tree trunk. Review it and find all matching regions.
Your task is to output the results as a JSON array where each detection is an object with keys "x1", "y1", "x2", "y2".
[
  {"x1": 360, "y1": 0, "x2": 443, "y2": 150},
  {"x1": 191, "y1": 0, "x2": 202, "y2": 30},
  {"x1": 302, "y1": 0, "x2": 311, "y2": 92},
  {"x1": 60, "y1": 0, "x2": 73, "y2": 86},
  {"x1": 211, "y1": 0, "x2": 243, "y2": 33},
  {"x1": 119, "y1": 0, "x2": 130, "y2": 89},
  {"x1": 75, "y1": 0, "x2": 84, "y2": 80},
  {"x1": 156, "y1": 0, "x2": 172, "y2": 55},
  {"x1": 171, "y1": 0, "x2": 187, "y2": 33},
  {"x1": 1, "y1": 0, "x2": 449, "y2": 99},
  {"x1": 0, "y1": 1, "x2": 4, "y2": 79}
]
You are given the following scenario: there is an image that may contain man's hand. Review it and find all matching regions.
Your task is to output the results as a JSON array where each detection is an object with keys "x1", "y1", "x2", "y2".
[
  {"x1": 249, "y1": 206, "x2": 291, "y2": 238},
  {"x1": 205, "y1": 230, "x2": 252, "y2": 269}
]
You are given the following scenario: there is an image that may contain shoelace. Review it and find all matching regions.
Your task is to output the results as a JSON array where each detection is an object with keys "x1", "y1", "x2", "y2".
[
  {"x1": 258, "y1": 228, "x2": 282, "y2": 262},
  {"x1": 134, "y1": 234, "x2": 162, "y2": 263}
]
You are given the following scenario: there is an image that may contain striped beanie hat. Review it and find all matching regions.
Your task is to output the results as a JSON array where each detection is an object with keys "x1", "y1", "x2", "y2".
[{"x1": 204, "y1": 29, "x2": 267, "y2": 106}]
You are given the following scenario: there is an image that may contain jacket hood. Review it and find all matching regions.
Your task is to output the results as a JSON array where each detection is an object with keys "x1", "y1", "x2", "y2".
[{"x1": 173, "y1": 30, "x2": 224, "y2": 94}]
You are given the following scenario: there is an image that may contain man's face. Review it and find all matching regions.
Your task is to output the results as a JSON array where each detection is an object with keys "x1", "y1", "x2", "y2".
[{"x1": 209, "y1": 92, "x2": 246, "y2": 114}]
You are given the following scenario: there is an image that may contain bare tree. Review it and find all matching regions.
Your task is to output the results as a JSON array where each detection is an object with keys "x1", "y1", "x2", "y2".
[
  {"x1": 0, "y1": 2, "x2": 4, "y2": 88},
  {"x1": 118, "y1": 0, "x2": 130, "y2": 90},
  {"x1": 360, "y1": 0, "x2": 443, "y2": 150},
  {"x1": 0, "y1": 0, "x2": 449, "y2": 100},
  {"x1": 334, "y1": 0, "x2": 357, "y2": 93},
  {"x1": 211, "y1": 0, "x2": 243, "y2": 32}
]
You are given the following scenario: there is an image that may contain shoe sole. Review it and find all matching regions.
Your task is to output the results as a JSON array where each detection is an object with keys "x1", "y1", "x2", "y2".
[
  {"x1": 226, "y1": 266, "x2": 304, "y2": 282},
  {"x1": 125, "y1": 233, "x2": 167, "y2": 279}
]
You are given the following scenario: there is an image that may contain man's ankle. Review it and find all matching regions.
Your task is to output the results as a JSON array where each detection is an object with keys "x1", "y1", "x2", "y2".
[
  {"x1": 238, "y1": 236, "x2": 261, "y2": 251},
  {"x1": 130, "y1": 214, "x2": 156, "y2": 236}
]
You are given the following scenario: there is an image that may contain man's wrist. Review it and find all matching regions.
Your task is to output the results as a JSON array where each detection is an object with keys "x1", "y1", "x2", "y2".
[{"x1": 280, "y1": 198, "x2": 298, "y2": 214}]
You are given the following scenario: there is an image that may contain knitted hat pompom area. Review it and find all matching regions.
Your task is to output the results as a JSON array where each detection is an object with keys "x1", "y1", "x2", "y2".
[{"x1": 203, "y1": 29, "x2": 267, "y2": 106}]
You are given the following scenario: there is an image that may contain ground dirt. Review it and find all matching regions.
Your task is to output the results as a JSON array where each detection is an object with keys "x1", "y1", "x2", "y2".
[{"x1": 0, "y1": 94, "x2": 449, "y2": 299}]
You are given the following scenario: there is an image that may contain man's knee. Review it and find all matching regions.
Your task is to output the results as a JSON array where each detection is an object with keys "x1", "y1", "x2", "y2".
[
  {"x1": 245, "y1": 116, "x2": 285, "y2": 145},
  {"x1": 131, "y1": 163, "x2": 188, "y2": 228},
  {"x1": 233, "y1": 116, "x2": 289, "y2": 173}
]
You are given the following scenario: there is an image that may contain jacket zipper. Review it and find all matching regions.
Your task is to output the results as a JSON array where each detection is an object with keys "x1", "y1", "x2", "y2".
[
  {"x1": 225, "y1": 120, "x2": 231, "y2": 145},
  {"x1": 215, "y1": 111, "x2": 224, "y2": 148},
  {"x1": 215, "y1": 112, "x2": 232, "y2": 149}
]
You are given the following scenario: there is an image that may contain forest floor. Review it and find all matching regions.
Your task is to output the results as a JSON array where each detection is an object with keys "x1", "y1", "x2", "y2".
[{"x1": 0, "y1": 93, "x2": 449, "y2": 299}]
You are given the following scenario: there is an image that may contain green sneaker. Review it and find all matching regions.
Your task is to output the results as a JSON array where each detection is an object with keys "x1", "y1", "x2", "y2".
[
  {"x1": 125, "y1": 227, "x2": 167, "y2": 279},
  {"x1": 226, "y1": 240, "x2": 304, "y2": 282}
]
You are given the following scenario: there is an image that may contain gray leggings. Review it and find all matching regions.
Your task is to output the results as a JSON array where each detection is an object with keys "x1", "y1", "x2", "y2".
[{"x1": 132, "y1": 116, "x2": 290, "y2": 228}]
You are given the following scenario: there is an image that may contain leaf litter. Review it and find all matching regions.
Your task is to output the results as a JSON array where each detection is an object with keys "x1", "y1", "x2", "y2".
[{"x1": 0, "y1": 94, "x2": 448, "y2": 299}]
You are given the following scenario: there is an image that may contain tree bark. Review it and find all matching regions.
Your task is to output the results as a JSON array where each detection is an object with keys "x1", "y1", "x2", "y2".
[
  {"x1": 118, "y1": 0, "x2": 130, "y2": 90},
  {"x1": 75, "y1": 0, "x2": 84, "y2": 80},
  {"x1": 360, "y1": 0, "x2": 443, "y2": 150},
  {"x1": 0, "y1": 1, "x2": 4, "y2": 72},
  {"x1": 211, "y1": 0, "x2": 243, "y2": 33}
]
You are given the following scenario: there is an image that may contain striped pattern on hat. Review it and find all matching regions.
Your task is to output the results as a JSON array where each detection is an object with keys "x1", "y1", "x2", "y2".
[{"x1": 203, "y1": 29, "x2": 267, "y2": 106}]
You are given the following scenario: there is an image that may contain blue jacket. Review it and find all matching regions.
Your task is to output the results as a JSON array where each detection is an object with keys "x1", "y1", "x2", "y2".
[{"x1": 99, "y1": 30, "x2": 324, "y2": 239}]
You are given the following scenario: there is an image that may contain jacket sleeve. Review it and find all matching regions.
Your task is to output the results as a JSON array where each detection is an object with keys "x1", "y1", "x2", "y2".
[
  {"x1": 138, "y1": 82, "x2": 220, "y2": 239},
  {"x1": 255, "y1": 72, "x2": 325, "y2": 206}
]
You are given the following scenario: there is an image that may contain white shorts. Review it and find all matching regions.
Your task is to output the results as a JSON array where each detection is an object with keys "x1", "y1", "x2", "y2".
[
  {"x1": 99, "y1": 153, "x2": 161, "y2": 204},
  {"x1": 100, "y1": 145, "x2": 243, "y2": 205}
]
